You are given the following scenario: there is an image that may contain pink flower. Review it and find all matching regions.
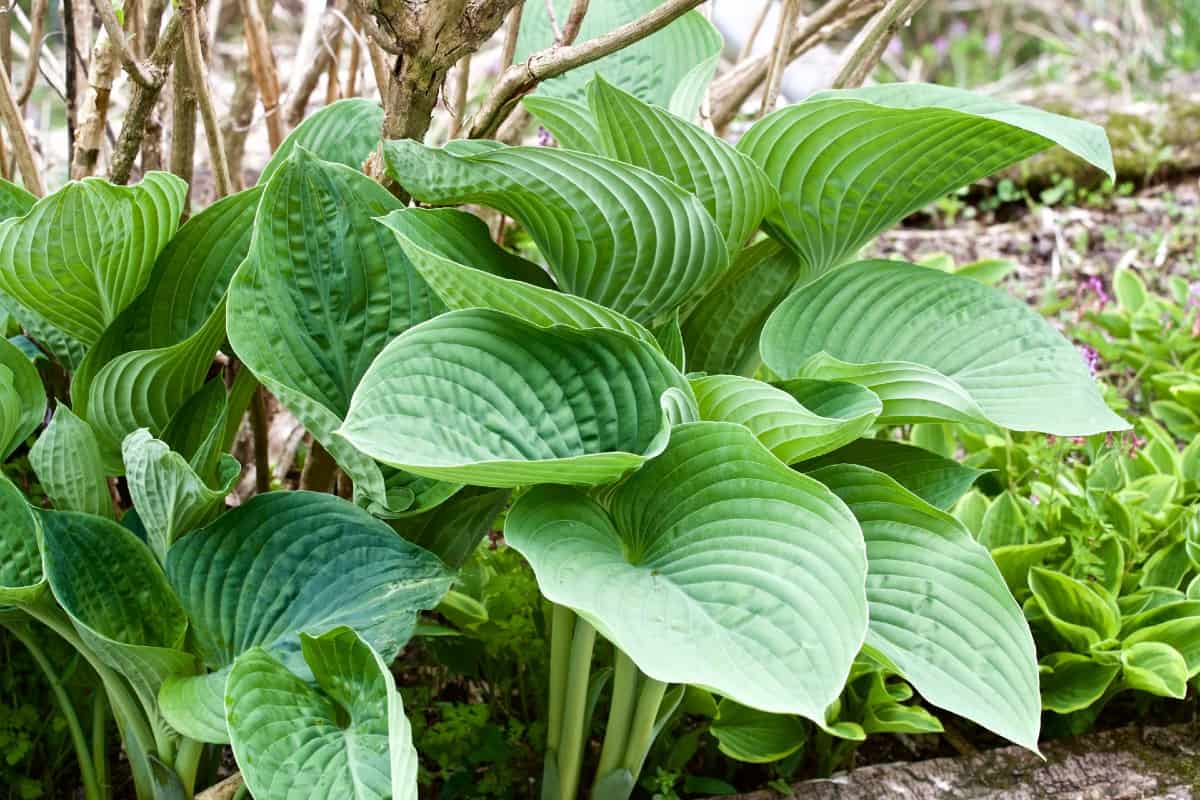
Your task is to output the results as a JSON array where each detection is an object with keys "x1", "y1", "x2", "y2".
[
  {"x1": 536, "y1": 127, "x2": 555, "y2": 147},
  {"x1": 985, "y1": 31, "x2": 1002, "y2": 56},
  {"x1": 1078, "y1": 344, "x2": 1100, "y2": 376}
]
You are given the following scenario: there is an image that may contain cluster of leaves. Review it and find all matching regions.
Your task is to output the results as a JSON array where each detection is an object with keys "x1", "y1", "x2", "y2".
[{"x1": 0, "y1": 10, "x2": 1135, "y2": 797}]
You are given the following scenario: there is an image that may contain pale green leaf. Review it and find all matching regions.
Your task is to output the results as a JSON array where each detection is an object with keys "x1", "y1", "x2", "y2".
[
  {"x1": 30, "y1": 406, "x2": 113, "y2": 518},
  {"x1": 506, "y1": 421, "x2": 868, "y2": 721},
  {"x1": 800, "y1": 439, "x2": 985, "y2": 509},
  {"x1": 979, "y1": 491, "x2": 1027, "y2": 549},
  {"x1": 1038, "y1": 652, "x2": 1119, "y2": 714},
  {"x1": 339, "y1": 309, "x2": 694, "y2": 488},
  {"x1": 710, "y1": 699, "x2": 806, "y2": 764},
  {"x1": 991, "y1": 538, "x2": 1066, "y2": 596},
  {"x1": 1121, "y1": 641, "x2": 1187, "y2": 698},
  {"x1": 760, "y1": 260, "x2": 1129, "y2": 435},
  {"x1": 0, "y1": 176, "x2": 35, "y2": 219},
  {"x1": 522, "y1": 97, "x2": 601, "y2": 154},
  {"x1": 1028, "y1": 567, "x2": 1120, "y2": 651}
]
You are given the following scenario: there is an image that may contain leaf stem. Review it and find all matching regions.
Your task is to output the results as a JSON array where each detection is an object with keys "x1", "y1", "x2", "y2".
[
  {"x1": 175, "y1": 736, "x2": 206, "y2": 797},
  {"x1": 546, "y1": 602, "x2": 575, "y2": 750},
  {"x1": 593, "y1": 648, "x2": 638, "y2": 783},
  {"x1": 620, "y1": 672, "x2": 668, "y2": 778},
  {"x1": 3, "y1": 621, "x2": 104, "y2": 800},
  {"x1": 556, "y1": 615, "x2": 596, "y2": 800},
  {"x1": 92, "y1": 691, "x2": 110, "y2": 800}
]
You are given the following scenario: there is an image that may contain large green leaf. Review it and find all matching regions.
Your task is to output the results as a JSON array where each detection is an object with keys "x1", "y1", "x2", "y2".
[
  {"x1": 1038, "y1": 652, "x2": 1119, "y2": 714},
  {"x1": 1121, "y1": 641, "x2": 1187, "y2": 698},
  {"x1": 585, "y1": 78, "x2": 776, "y2": 254},
  {"x1": 122, "y1": 428, "x2": 239, "y2": 564},
  {"x1": 376, "y1": 208, "x2": 657, "y2": 347},
  {"x1": 40, "y1": 510, "x2": 196, "y2": 742},
  {"x1": 737, "y1": 83, "x2": 1113, "y2": 276},
  {"x1": 710, "y1": 699, "x2": 807, "y2": 764},
  {"x1": 260, "y1": 97, "x2": 384, "y2": 184},
  {"x1": 760, "y1": 260, "x2": 1128, "y2": 435},
  {"x1": 227, "y1": 627, "x2": 418, "y2": 800},
  {"x1": 162, "y1": 491, "x2": 451, "y2": 742},
  {"x1": 394, "y1": 486, "x2": 510, "y2": 570},
  {"x1": 1028, "y1": 567, "x2": 1119, "y2": 651},
  {"x1": 0, "y1": 177, "x2": 35, "y2": 219},
  {"x1": 800, "y1": 439, "x2": 986, "y2": 510},
  {"x1": 0, "y1": 172, "x2": 186, "y2": 349},
  {"x1": 514, "y1": 0, "x2": 722, "y2": 118},
  {"x1": 691, "y1": 374, "x2": 880, "y2": 464},
  {"x1": 0, "y1": 472, "x2": 44, "y2": 606},
  {"x1": 682, "y1": 239, "x2": 805, "y2": 377},
  {"x1": 30, "y1": 406, "x2": 113, "y2": 518},
  {"x1": 523, "y1": 97, "x2": 602, "y2": 154},
  {"x1": 339, "y1": 309, "x2": 694, "y2": 488},
  {"x1": 381, "y1": 140, "x2": 727, "y2": 325},
  {"x1": 506, "y1": 422, "x2": 868, "y2": 721},
  {"x1": 0, "y1": 334, "x2": 44, "y2": 458},
  {"x1": 227, "y1": 149, "x2": 443, "y2": 513},
  {"x1": 811, "y1": 464, "x2": 1041, "y2": 749}
]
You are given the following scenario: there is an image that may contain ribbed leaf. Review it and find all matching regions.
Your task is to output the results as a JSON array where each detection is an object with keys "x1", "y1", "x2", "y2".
[
  {"x1": 1039, "y1": 652, "x2": 1119, "y2": 714},
  {"x1": 710, "y1": 699, "x2": 807, "y2": 764},
  {"x1": 682, "y1": 239, "x2": 805, "y2": 377},
  {"x1": 40, "y1": 510, "x2": 196, "y2": 743},
  {"x1": 812, "y1": 464, "x2": 1041, "y2": 750},
  {"x1": 738, "y1": 83, "x2": 1113, "y2": 276},
  {"x1": 800, "y1": 439, "x2": 986, "y2": 510},
  {"x1": 0, "y1": 172, "x2": 186, "y2": 349},
  {"x1": 691, "y1": 374, "x2": 880, "y2": 464},
  {"x1": 382, "y1": 140, "x2": 727, "y2": 324},
  {"x1": 514, "y1": 0, "x2": 721, "y2": 118},
  {"x1": 0, "y1": 334, "x2": 44, "y2": 458},
  {"x1": 761, "y1": 260, "x2": 1128, "y2": 435},
  {"x1": 162, "y1": 492, "x2": 451, "y2": 742},
  {"x1": 227, "y1": 627, "x2": 418, "y2": 800},
  {"x1": 122, "y1": 428, "x2": 238, "y2": 564},
  {"x1": 30, "y1": 406, "x2": 113, "y2": 518},
  {"x1": 339, "y1": 309, "x2": 694, "y2": 488},
  {"x1": 228, "y1": 150, "x2": 443, "y2": 513},
  {"x1": 0, "y1": 177, "x2": 35, "y2": 219},
  {"x1": 1028, "y1": 567, "x2": 1119, "y2": 651},
  {"x1": 587, "y1": 78, "x2": 776, "y2": 254},
  {"x1": 523, "y1": 97, "x2": 601, "y2": 154},
  {"x1": 376, "y1": 208, "x2": 657, "y2": 347},
  {"x1": 506, "y1": 422, "x2": 868, "y2": 721},
  {"x1": 1121, "y1": 642, "x2": 1187, "y2": 698},
  {"x1": 0, "y1": 472, "x2": 44, "y2": 606},
  {"x1": 394, "y1": 486, "x2": 510, "y2": 570},
  {"x1": 262, "y1": 98, "x2": 384, "y2": 183}
]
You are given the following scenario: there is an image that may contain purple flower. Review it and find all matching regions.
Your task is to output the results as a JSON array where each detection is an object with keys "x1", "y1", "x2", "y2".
[
  {"x1": 535, "y1": 127, "x2": 555, "y2": 147},
  {"x1": 1188, "y1": 281, "x2": 1200, "y2": 308},
  {"x1": 985, "y1": 31, "x2": 1002, "y2": 56},
  {"x1": 933, "y1": 36, "x2": 949, "y2": 56},
  {"x1": 886, "y1": 36, "x2": 903, "y2": 57},
  {"x1": 1078, "y1": 275, "x2": 1109, "y2": 307},
  {"x1": 1078, "y1": 344, "x2": 1100, "y2": 376},
  {"x1": 949, "y1": 20, "x2": 969, "y2": 39},
  {"x1": 1030, "y1": 494, "x2": 1040, "y2": 506}
]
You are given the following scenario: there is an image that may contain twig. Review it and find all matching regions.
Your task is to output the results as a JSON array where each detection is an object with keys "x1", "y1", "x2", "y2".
[
  {"x1": 178, "y1": 0, "x2": 233, "y2": 197},
  {"x1": 109, "y1": 13, "x2": 180, "y2": 184},
  {"x1": 249, "y1": 387, "x2": 271, "y2": 495},
  {"x1": 499, "y1": 2, "x2": 524, "y2": 71},
  {"x1": 63, "y1": 0, "x2": 79, "y2": 155},
  {"x1": 497, "y1": 0, "x2": 588, "y2": 141},
  {"x1": 15, "y1": 0, "x2": 45, "y2": 106},
  {"x1": 365, "y1": 30, "x2": 388, "y2": 97},
  {"x1": 0, "y1": 2, "x2": 11, "y2": 77},
  {"x1": 222, "y1": 50, "x2": 255, "y2": 188},
  {"x1": 284, "y1": 4, "x2": 344, "y2": 125},
  {"x1": 93, "y1": 0, "x2": 157, "y2": 87},
  {"x1": 737, "y1": 0, "x2": 772, "y2": 61},
  {"x1": 760, "y1": 0, "x2": 801, "y2": 116},
  {"x1": 238, "y1": 0, "x2": 282, "y2": 148},
  {"x1": 0, "y1": 62, "x2": 44, "y2": 194},
  {"x1": 345, "y1": 9, "x2": 361, "y2": 95},
  {"x1": 467, "y1": 0, "x2": 701, "y2": 139},
  {"x1": 831, "y1": 0, "x2": 928, "y2": 89},
  {"x1": 447, "y1": 53, "x2": 470, "y2": 139},
  {"x1": 170, "y1": 45, "x2": 197, "y2": 197},
  {"x1": 71, "y1": 29, "x2": 119, "y2": 178},
  {"x1": 559, "y1": 0, "x2": 589, "y2": 44},
  {"x1": 298, "y1": 438, "x2": 337, "y2": 492}
]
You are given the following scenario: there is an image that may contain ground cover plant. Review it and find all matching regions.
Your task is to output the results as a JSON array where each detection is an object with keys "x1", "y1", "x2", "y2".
[{"x1": 0, "y1": 1, "x2": 1194, "y2": 798}]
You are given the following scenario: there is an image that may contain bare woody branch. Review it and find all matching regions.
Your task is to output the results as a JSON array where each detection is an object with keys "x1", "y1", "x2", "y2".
[
  {"x1": 0, "y1": 62, "x2": 44, "y2": 194},
  {"x1": 178, "y1": 0, "x2": 233, "y2": 197},
  {"x1": 93, "y1": 0, "x2": 158, "y2": 87},
  {"x1": 15, "y1": 0, "x2": 45, "y2": 106},
  {"x1": 467, "y1": 0, "x2": 702, "y2": 140},
  {"x1": 71, "y1": 29, "x2": 120, "y2": 178},
  {"x1": 494, "y1": 0, "x2": 587, "y2": 142},
  {"x1": 239, "y1": 0, "x2": 283, "y2": 148},
  {"x1": 498, "y1": 2, "x2": 524, "y2": 71},
  {"x1": 110, "y1": 13, "x2": 181, "y2": 183},
  {"x1": 832, "y1": 0, "x2": 929, "y2": 88},
  {"x1": 760, "y1": 0, "x2": 801, "y2": 116}
]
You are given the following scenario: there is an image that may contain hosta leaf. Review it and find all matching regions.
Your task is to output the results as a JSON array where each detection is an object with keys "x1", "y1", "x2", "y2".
[
  {"x1": 1038, "y1": 653, "x2": 1119, "y2": 714},
  {"x1": 340, "y1": 309, "x2": 694, "y2": 488},
  {"x1": 506, "y1": 422, "x2": 868, "y2": 721},
  {"x1": 514, "y1": 0, "x2": 721, "y2": 118},
  {"x1": 227, "y1": 627, "x2": 418, "y2": 800},
  {"x1": 161, "y1": 377, "x2": 234, "y2": 482},
  {"x1": 1028, "y1": 567, "x2": 1119, "y2": 651},
  {"x1": 587, "y1": 77, "x2": 776, "y2": 254},
  {"x1": 523, "y1": 97, "x2": 601, "y2": 154},
  {"x1": 738, "y1": 83, "x2": 1113, "y2": 276},
  {"x1": 375, "y1": 208, "x2": 658, "y2": 347},
  {"x1": 761, "y1": 260, "x2": 1128, "y2": 435},
  {"x1": 260, "y1": 97, "x2": 384, "y2": 183},
  {"x1": 0, "y1": 172, "x2": 186, "y2": 349},
  {"x1": 992, "y1": 538, "x2": 1066, "y2": 596},
  {"x1": 710, "y1": 699, "x2": 807, "y2": 764},
  {"x1": 0, "y1": 334, "x2": 44, "y2": 458},
  {"x1": 40, "y1": 510, "x2": 196, "y2": 739},
  {"x1": 30, "y1": 406, "x2": 113, "y2": 518},
  {"x1": 0, "y1": 472, "x2": 44, "y2": 606},
  {"x1": 691, "y1": 374, "x2": 880, "y2": 464},
  {"x1": 0, "y1": 177, "x2": 35, "y2": 219},
  {"x1": 1121, "y1": 641, "x2": 1187, "y2": 698},
  {"x1": 227, "y1": 149, "x2": 442, "y2": 513},
  {"x1": 162, "y1": 492, "x2": 451, "y2": 743},
  {"x1": 800, "y1": 439, "x2": 986, "y2": 510},
  {"x1": 682, "y1": 239, "x2": 805, "y2": 377},
  {"x1": 382, "y1": 140, "x2": 727, "y2": 324},
  {"x1": 811, "y1": 464, "x2": 1041, "y2": 749},
  {"x1": 122, "y1": 429, "x2": 239, "y2": 564},
  {"x1": 1122, "y1": 616, "x2": 1200, "y2": 677},
  {"x1": 979, "y1": 491, "x2": 1027, "y2": 549},
  {"x1": 394, "y1": 486, "x2": 510, "y2": 570}
]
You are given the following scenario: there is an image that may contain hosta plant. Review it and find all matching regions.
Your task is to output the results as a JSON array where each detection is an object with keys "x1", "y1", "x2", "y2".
[{"x1": 0, "y1": 74, "x2": 1126, "y2": 799}]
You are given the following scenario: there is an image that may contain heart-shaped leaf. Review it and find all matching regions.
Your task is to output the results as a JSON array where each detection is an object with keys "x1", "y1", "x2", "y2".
[
  {"x1": 738, "y1": 83, "x2": 1113, "y2": 276},
  {"x1": 0, "y1": 334, "x2": 44, "y2": 459},
  {"x1": 1028, "y1": 567, "x2": 1120, "y2": 651},
  {"x1": 227, "y1": 149, "x2": 444, "y2": 513},
  {"x1": 812, "y1": 464, "x2": 1041, "y2": 749},
  {"x1": 381, "y1": 140, "x2": 727, "y2": 325},
  {"x1": 1121, "y1": 641, "x2": 1187, "y2": 698},
  {"x1": 800, "y1": 439, "x2": 986, "y2": 510},
  {"x1": 30, "y1": 406, "x2": 113, "y2": 518},
  {"x1": 691, "y1": 374, "x2": 880, "y2": 464},
  {"x1": 506, "y1": 421, "x2": 868, "y2": 721},
  {"x1": 761, "y1": 260, "x2": 1128, "y2": 435},
  {"x1": 0, "y1": 472, "x2": 44, "y2": 606},
  {"x1": 710, "y1": 699, "x2": 807, "y2": 764},
  {"x1": 162, "y1": 491, "x2": 452, "y2": 742},
  {"x1": 260, "y1": 97, "x2": 384, "y2": 184},
  {"x1": 226, "y1": 626, "x2": 418, "y2": 800},
  {"x1": 340, "y1": 309, "x2": 694, "y2": 488},
  {"x1": 1038, "y1": 652, "x2": 1120, "y2": 714}
]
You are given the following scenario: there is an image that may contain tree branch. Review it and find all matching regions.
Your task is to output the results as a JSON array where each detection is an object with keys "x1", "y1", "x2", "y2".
[
  {"x1": 15, "y1": 0, "x2": 45, "y2": 106},
  {"x1": 759, "y1": 0, "x2": 801, "y2": 117},
  {"x1": 498, "y1": 2, "x2": 524, "y2": 71},
  {"x1": 178, "y1": 0, "x2": 233, "y2": 197},
  {"x1": 70, "y1": 29, "x2": 119, "y2": 178},
  {"x1": 0, "y1": 60, "x2": 44, "y2": 194},
  {"x1": 109, "y1": 13, "x2": 180, "y2": 184},
  {"x1": 238, "y1": 0, "x2": 283, "y2": 148},
  {"x1": 468, "y1": 0, "x2": 700, "y2": 139},
  {"x1": 832, "y1": 0, "x2": 928, "y2": 88},
  {"x1": 94, "y1": 0, "x2": 158, "y2": 87}
]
